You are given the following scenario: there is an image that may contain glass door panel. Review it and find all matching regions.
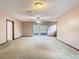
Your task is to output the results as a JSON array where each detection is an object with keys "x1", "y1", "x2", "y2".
[
  {"x1": 40, "y1": 25, "x2": 48, "y2": 35},
  {"x1": 33, "y1": 25, "x2": 48, "y2": 36},
  {"x1": 33, "y1": 25, "x2": 40, "y2": 35}
]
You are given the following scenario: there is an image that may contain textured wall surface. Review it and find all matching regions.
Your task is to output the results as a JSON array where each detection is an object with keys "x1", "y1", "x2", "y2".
[
  {"x1": 57, "y1": 6, "x2": 79, "y2": 49},
  {"x1": 0, "y1": 12, "x2": 21, "y2": 44}
]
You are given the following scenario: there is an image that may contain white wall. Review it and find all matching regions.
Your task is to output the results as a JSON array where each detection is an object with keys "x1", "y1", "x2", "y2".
[
  {"x1": 0, "y1": 17, "x2": 6, "y2": 44},
  {"x1": 21, "y1": 22, "x2": 56, "y2": 37},
  {"x1": 48, "y1": 25, "x2": 56, "y2": 36},
  {"x1": 0, "y1": 12, "x2": 22, "y2": 44},
  {"x1": 57, "y1": 6, "x2": 79, "y2": 49},
  {"x1": 21, "y1": 22, "x2": 33, "y2": 37},
  {"x1": 14, "y1": 20, "x2": 21, "y2": 39}
]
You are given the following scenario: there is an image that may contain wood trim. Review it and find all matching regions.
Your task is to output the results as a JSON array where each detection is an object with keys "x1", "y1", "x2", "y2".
[
  {"x1": 13, "y1": 22, "x2": 14, "y2": 40},
  {"x1": 0, "y1": 42, "x2": 7, "y2": 46},
  {"x1": 21, "y1": 36, "x2": 32, "y2": 37},
  {"x1": 0, "y1": 36, "x2": 21, "y2": 46},
  {"x1": 57, "y1": 39, "x2": 79, "y2": 51},
  {"x1": 14, "y1": 36, "x2": 22, "y2": 40},
  {"x1": 6, "y1": 19, "x2": 14, "y2": 40}
]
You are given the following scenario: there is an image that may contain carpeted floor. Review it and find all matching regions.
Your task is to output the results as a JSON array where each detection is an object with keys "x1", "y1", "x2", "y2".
[{"x1": 0, "y1": 36, "x2": 79, "y2": 59}]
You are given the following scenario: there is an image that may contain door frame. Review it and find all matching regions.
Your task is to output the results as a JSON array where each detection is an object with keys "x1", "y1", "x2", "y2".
[{"x1": 6, "y1": 19, "x2": 14, "y2": 41}]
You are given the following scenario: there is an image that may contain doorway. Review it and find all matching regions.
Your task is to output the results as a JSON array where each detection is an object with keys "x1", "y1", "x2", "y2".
[
  {"x1": 33, "y1": 24, "x2": 48, "y2": 36},
  {"x1": 6, "y1": 20, "x2": 14, "y2": 41}
]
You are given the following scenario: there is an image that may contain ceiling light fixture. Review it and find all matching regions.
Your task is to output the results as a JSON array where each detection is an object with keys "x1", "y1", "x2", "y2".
[
  {"x1": 33, "y1": 1, "x2": 45, "y2": 9},
  {"x1": 36, "y1": 20, "x2": 41, "y2": 23},
  {"x1": 35, "y1": 2, "x2": 43, "y2": 8},
  {"x1": 36, "y1": 16, "x2": 42, "y2": 23}
]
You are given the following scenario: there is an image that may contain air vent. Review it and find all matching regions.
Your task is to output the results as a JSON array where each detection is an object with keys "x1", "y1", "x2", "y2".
[{"x1": 27, "y1": 10, "x2": 32, "y2": 13}]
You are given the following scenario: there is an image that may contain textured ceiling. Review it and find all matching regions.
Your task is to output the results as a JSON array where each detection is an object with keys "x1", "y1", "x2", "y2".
[{"x1": 0, "y1": 0, "x2": 79, "y2": 21}]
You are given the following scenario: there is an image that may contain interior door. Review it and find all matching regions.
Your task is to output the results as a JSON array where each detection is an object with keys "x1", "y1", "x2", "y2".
[{"x1": 7, "y1": 20, "x2": 14, "y2": 40}]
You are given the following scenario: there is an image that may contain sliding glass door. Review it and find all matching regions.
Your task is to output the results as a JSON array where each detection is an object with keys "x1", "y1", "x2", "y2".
[
  {"x1": 33, "y1": 25, "x2": 40, "y2": 35},
  {"x1": 33, "y1": 25, "x2": 48, "y2": 36}
]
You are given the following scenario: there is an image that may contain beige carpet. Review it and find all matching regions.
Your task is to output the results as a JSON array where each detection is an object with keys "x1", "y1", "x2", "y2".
[{"x1": 0, "y1": 36, "x2": 79, "y2": 59}]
